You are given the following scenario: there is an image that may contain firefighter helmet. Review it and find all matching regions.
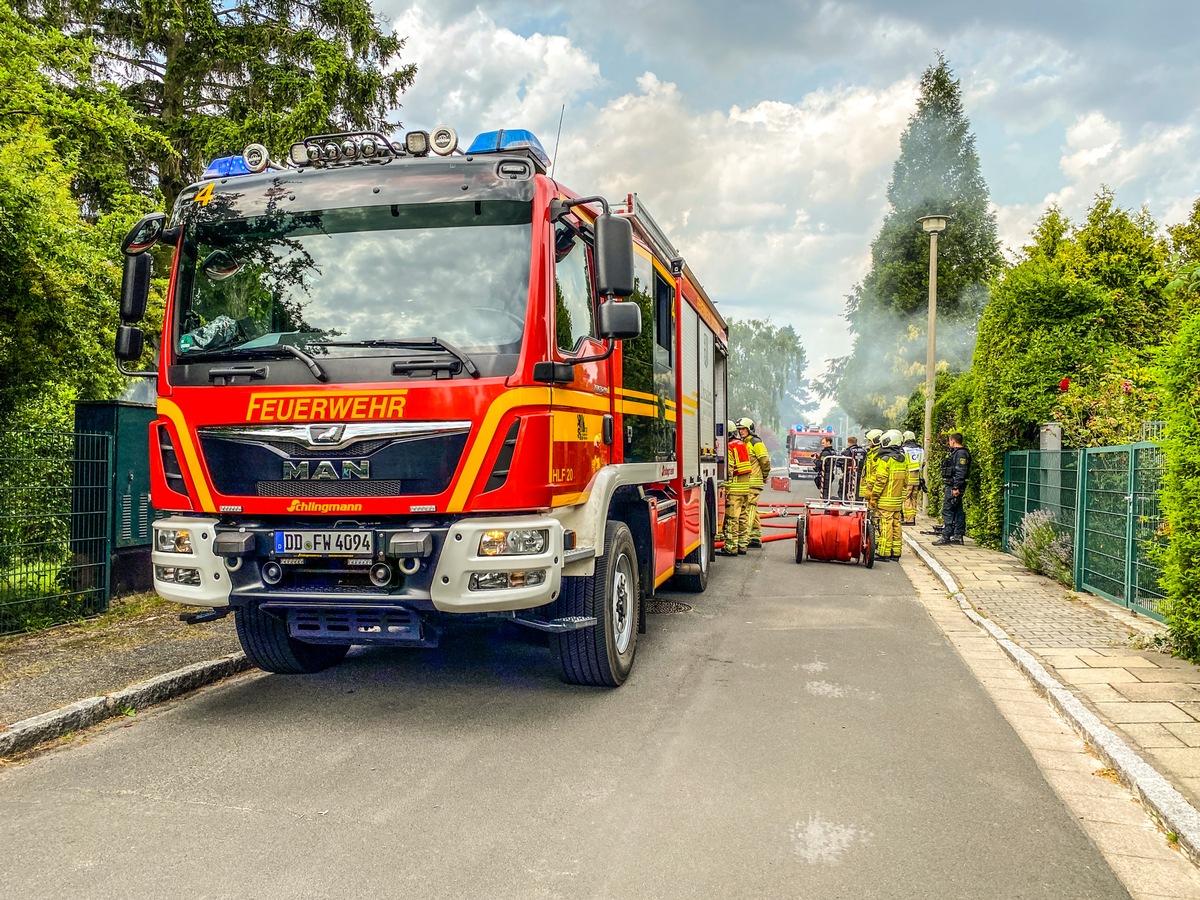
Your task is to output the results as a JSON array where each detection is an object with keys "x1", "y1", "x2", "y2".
[
  {"x1": 881, "y1": 429, "x2": 903, "y2": 448},
  {"x1": 865, "y1": 428, "x2": 883, "y2": 445},
  {"x1": 903, "y1": 430, "x2": 916, "y2": 442},
  {"x1": 737, "y1": 417, "x2": 754, "y2": 431},
  {"x1": 727, "y1": 420, "x2": 736, "y2": 434}
]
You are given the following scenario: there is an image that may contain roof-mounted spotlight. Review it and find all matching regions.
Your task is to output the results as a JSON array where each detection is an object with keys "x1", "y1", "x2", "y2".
[
  {"x1": 289, "y1": 142, "x2": 310, "y2": 167},
  {"x1": 429, "y1": 125, "x2": 459, "y2": 156},
  {"x1": 405, "y1": 130, "x2": 430, "y2": 157},
  {"x1": 242, "y1": 143, "x2": 271, "y2": 173}
]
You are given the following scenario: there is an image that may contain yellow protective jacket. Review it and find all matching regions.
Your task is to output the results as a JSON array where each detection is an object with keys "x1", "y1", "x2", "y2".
[
  {"x1": 858, "y1": 446, "x2": 879, "y2": 498},
  {"x1": 869, "y1": 448, "x2": 908, "y2": 509},
  {"x1": 904, "y1": 442, "x2": 924, "y2": 486},
  {"x1": 745, "y1": 434, "x2": 770, "y2": 487}
]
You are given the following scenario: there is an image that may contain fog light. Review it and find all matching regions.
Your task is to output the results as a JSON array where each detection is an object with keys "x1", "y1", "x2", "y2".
[
  {"x1": 469, "y1": 571, "x2": 509, "y2": 591},
  {"x1": 156, "y1": 565, "x2": 201, "y2": 586}
]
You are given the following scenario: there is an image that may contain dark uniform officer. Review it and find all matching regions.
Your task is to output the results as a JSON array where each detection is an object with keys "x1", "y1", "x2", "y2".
[{"x1": 934, "y1": 432, "x2": 971, "y2": 545}]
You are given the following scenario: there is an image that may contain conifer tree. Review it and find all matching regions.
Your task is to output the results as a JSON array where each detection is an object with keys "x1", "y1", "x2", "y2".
[{"x1": 828, "y1": 53, "x2": 1002, "y2": 428}]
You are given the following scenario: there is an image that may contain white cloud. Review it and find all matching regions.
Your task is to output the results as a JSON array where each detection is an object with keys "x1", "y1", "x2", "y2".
[
  {"x1": 552, "y1": 75, "x2": 918, "y2": 371},
  {"x1": 376, "y1": 2, "x2": 1200, "y2": 391},
  {"x1": 388, "y1": 6, "x2": 601, "y2": 134}
]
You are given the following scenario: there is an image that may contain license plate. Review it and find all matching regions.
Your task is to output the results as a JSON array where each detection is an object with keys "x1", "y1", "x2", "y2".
[{"x1": 274, "y1": 530, "x2": 374, "y2": 556}]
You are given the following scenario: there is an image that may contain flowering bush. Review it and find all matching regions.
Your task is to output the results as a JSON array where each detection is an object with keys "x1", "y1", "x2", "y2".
[{"x1": 1009, "y1": 509, "x2": 1074, "y2": 587}]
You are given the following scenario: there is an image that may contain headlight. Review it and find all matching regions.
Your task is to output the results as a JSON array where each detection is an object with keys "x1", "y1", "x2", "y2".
[
  {"x1": 479, "y1": 528, "x2": 548, "y2": 556},
  {"x1": 155, "y1": 527, "x2": 194, "y2": 554}
]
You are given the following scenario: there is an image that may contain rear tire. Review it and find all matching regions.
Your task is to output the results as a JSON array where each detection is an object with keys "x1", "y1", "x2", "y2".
[
  {"x1": 235, "y1": 603, "x2": 350, "y2": 674},
  {"x1": 551, "y1": 521, "x2": 639, "y2": 687},
  {"x1": 794, "y1": 518, "x2": 806, "y2": 564},
  {"x1": 863, "y1": 518, "x2": 876, "y2": 569},
  {"x1": 675, "y1": 497, "x2": 710, "y2": 593}
]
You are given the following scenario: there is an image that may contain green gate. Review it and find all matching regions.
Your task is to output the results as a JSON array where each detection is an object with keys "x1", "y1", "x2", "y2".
[
  {"x1": 0, "y1": 429, "x2": 112, "y2": 634},
  {"x1": 1077, "y1": 443, "x2": 1166, "y2": 620},
  {"x1": 1004, "y1": 442, "x2": 1165, "y2": 622}
]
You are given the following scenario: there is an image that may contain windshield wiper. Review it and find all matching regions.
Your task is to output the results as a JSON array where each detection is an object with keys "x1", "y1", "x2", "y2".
[
  {"x1": 311, "y1": 338, "x2": 480, "y2": 378},
  {"x1": 186, "y1": 344, "x2": 328, "y2": 382}
]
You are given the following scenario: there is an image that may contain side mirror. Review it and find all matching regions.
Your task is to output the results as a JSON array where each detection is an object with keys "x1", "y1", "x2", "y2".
[
  {"x1": 120, "y1": 253, "x2": 152, "y2": 322},
  {"x1": 593, "y1": 213, "x2": 634, "y2": 298},
  {"x1": 115, "y1": 324, "x2": 145, "y2": 361},
  {"x1": 597, "y1": 300, "x2": 641, "y2": 341},
  {"x1": 121, "y1": 212, "x2": 167, "y2": 256}
]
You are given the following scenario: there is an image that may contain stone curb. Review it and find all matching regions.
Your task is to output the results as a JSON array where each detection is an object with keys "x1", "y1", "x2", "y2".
[
  {"x1": 0, "y1": 652, "x2": 251, "y2": 759},
  {"x1": 904, "y1": 533, "x2": 1200, "y2": 868}
]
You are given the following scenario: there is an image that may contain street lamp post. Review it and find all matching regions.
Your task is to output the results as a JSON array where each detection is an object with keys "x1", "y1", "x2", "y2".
[{"x1": 917, "y1": 214, "x2": 950, "y2": 500}]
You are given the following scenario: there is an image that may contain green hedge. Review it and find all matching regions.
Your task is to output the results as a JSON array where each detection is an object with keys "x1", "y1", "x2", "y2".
[{"x1": 1158, "y1": 304, "x2": 1200, "y2": 659}]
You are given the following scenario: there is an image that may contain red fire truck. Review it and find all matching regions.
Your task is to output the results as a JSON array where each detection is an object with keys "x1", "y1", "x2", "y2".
[
  {"x1": 787, "y1": 425, "x2": 834, "y2": 479},
  {"x1": 114, "y1": 126, "x2": 728, "y2": 686}
]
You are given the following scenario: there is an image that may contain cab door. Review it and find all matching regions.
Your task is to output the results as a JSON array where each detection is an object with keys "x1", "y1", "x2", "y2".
[{"x1": 549, "y1": 219, "x2": 612, "y2": 506}]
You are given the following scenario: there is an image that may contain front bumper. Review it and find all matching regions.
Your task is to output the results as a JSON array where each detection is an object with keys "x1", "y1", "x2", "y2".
[
  {"x1": 430, "y1": 515, "x2": 564, "y2": 613},
  {"x1": 151, "y1": 516, "x2": 231, "y2": 607}
]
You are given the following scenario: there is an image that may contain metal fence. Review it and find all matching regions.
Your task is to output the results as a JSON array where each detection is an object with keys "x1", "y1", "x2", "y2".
[
  {"x1": 1004, "y1": 442, "x2": 1166, "y2": 621},
  {"x1": 0, "y1": 430, "x2": 112, "y2": 634}
]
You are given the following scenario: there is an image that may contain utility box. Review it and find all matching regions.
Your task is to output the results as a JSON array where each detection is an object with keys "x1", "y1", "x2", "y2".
[{"x1": 73, "y1": 400, "x2": 157, "y2": 594}]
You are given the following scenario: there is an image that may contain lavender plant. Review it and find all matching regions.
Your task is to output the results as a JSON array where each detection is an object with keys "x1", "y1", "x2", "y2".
[{"x1": 1009, "y1": 509, "x2": 1074, "y2": 587}]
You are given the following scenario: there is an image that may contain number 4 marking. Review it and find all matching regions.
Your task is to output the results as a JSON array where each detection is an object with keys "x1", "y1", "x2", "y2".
[{"x1": 193, "y1": 183, "x2": 215, "y2": 206}]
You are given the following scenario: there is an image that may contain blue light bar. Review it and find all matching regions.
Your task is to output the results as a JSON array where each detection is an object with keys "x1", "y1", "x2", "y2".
[
  {"x1": 202, "y1": 155, "x2": 252, "y2": 179},
  {"x1": 467, "y1": 129, "x2": 550, "y2": 169}
]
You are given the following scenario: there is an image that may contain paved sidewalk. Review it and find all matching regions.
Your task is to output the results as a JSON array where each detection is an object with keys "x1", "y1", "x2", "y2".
[{"x1": 905, "y1": 513, "x2": 1200, "y2": 846}]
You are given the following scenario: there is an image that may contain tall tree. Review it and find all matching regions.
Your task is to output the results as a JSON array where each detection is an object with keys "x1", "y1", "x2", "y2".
[
  {"x1": 828, "y1": 53, "x2": 1003, "y2": 427},
  {"x1": 17, "y1": 0, "x2": 416, "y2": 210},
  {"x1": 727, "y1": 318, "x2": 807, "y2": 435},
  {"x1": 0, "y1": 4, "x2": 158, "y2": 424}
]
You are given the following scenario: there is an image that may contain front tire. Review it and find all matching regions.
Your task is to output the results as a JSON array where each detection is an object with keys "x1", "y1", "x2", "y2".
[
  {"x1": 235, "y1": 604, "x2": 350, "y2": 674},
  {"x1": 795, "y1": 518, "x2": 806, "y2": 564},
  {"x1": 551, "y1": 521, "x2": 639, "y2": 687},
  {"x1": 862, "y1": 518, "x2": 876, "y2": 569}
]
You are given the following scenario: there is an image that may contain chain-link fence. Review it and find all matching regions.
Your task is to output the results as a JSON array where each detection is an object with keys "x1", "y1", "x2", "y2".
[
  {"x1": 0, "y1": 430, "x2": 112, "y2": 634},
  {"x1": 1004, "y1": 442, "x2": 1165, "y2": 621}
]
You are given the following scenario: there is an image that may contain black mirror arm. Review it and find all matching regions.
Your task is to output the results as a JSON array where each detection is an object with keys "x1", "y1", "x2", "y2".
[
  {"x1": 116, "y1": 360, "x2": 157, "y2": 379},
  {"x1": 569, "y1": 337, "x2": 617, "y2": 367},
  {"x1": 550, "y1": 195, "x2": 611, "y2": 222}
]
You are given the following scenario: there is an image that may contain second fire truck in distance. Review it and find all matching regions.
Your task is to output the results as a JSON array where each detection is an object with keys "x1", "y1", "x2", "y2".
[
  {"x1": 115, "y1": 125, "x2": 728, "y2": 687},
  {"x1": 787, "y1": 425, "x2": 835, "y2": 479}
]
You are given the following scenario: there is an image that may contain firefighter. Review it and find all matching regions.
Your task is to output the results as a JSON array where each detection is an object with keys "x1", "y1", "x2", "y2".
[
  {"x1": 722, "y1": 420, "x2": 753, "y2": 556},
  {"x1": 738, "y1": 417, "x2": 771, "y2": 549},
  {"x1": 901, "y1": 430, "x2": 924, "y2": 526},
  {"x1": 842, "y1": 436, "x2": 867, "y2": 497},
  {"x1": 858, "y1": 429, "x2": 883, "y2": 502},
  {"x1": 869, "y1": 429, "x2": 908, "y2": 561}
]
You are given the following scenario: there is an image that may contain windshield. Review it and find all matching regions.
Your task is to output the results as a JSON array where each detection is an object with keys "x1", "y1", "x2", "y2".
[
  {"x1": 174, "y1": 201, "x2": 533, "y2": 363},
  {"x1": 790, "y1": 434, "x2": 824, "y2": 452}
]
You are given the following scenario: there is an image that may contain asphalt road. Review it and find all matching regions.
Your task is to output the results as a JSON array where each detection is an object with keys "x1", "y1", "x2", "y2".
[{"x1": 0, "y1": 481, "x2": 1127, "y2": 899}]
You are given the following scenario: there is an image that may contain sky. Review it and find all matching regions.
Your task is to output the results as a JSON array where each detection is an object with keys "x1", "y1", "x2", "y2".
[{"x1": 371, "y1": 1, "x2": 1200, "y2": 394}]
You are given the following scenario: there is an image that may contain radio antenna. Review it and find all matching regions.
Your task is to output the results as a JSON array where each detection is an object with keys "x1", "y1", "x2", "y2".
[{"x1": 550, "y1": 104, "x2": 565, "y2": 178}]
